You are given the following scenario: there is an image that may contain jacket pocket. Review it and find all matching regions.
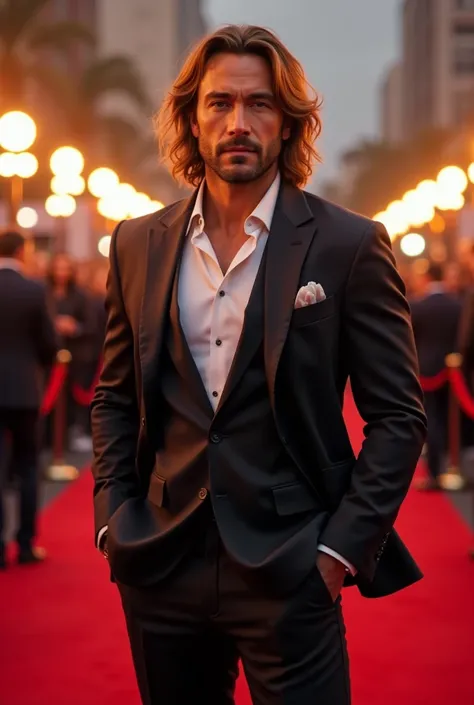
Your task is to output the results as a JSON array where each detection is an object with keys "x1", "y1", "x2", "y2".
[
  {"x1": 272, "y1": 481, "x2": 318, "y2": 516},
  {"x1": 291, "y1": 295, "x2": 335, "y2": 328}
]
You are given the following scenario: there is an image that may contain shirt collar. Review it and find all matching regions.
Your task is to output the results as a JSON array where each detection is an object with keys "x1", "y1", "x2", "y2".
[
  {"x1": 0, "y1": 257, "x2": 22, "y2": 272},
  {"x1": 187, "y1": 172, "x2": 281, "y2": 239},
  {"x1": 426, "y1": 282, "x2": 445, "y2": 295}
]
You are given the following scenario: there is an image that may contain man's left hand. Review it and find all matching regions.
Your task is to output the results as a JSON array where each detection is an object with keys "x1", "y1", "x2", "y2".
[{"x1": 316, "y1": 551, "x2": 347, "y2": 601}]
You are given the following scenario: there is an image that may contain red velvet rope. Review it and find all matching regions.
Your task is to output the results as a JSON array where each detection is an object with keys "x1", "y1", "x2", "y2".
[
  {"x1": 448, "y1": 368, "x2": 474, "y2": 419},
  {"x1": 420, "y1": 367, "x2": 474, "y2": 420},
  {"x1": 419, "y1": 369, "x2": 449, "y2": 392},
  {"x1": 40, "y1": 363, "x2": 67, "y2": 416},
  {"x1": 71, "y1": 358, "x2": 103, "y2": 407}
]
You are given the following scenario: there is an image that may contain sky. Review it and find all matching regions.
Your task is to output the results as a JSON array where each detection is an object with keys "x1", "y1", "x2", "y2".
[{"x1": 205, "y1": 0, "x2": 402, "y2": 187}]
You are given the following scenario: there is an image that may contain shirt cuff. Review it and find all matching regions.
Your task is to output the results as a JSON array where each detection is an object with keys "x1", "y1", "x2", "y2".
[
  {"x1": 97, "y1": 525, "x2": 108, "y2": 550},
  {"x1": 317, "y1": 544, "x2": 356, "y2": 576}
]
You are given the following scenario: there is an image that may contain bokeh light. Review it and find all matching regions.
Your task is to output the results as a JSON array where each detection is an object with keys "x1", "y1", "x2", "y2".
[
  {"x1": 16, "y1": 206, "x2": 38, "y2": 229},
  {"x1": 45, "y1": 193, "x2": 77, "y2": 218},
  {"x1": 0, "y1": 152, "x2": 19, "y2": 178},
  {"x1": 400, "y1": 233, "x2": 426, "y2": 257},
  {"x1": 50, "y1": 146, "x2": 84, "y2": 176},
  {"x1": 14, "y1": 152, "x2": 38, "y2": 178},
  {"x1": 98, "y1": 235, "x2": 111, "y2": 258},
  {"x1": 88, "y1": 167, "x2": 119, "y2": 198},
  {"x1": 51, "y1": 174, "x2": 85, "y2": 196},
  {"x1": 0, "y1": 111, "x2": 37, "y2": 152}
]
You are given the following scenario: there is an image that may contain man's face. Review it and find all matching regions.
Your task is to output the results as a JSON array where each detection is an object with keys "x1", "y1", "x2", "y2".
[{"x1": 192, "y1": 52, "x2": 290, "y2": 183}]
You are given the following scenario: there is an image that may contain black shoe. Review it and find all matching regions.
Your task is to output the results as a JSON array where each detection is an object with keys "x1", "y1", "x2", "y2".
[{"x1": 18, "y1": 546, "x2": 47, "y2": 565}]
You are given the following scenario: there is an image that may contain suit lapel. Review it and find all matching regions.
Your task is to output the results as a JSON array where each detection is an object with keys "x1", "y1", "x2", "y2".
[
  {"x1": 168, "y1": 257, "x2": 215, "y2": 415},
  {"x1": 264, "y1": 184, "x2": 318, "y2": 409},
  {"x1": 139, "y1": 195, "x2": 196, "y2": 412}
]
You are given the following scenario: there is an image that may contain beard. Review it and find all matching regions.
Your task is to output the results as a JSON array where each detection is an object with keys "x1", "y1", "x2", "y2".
[{"x1": 198, "y1": 135, "x2": 282, "y2": 183}]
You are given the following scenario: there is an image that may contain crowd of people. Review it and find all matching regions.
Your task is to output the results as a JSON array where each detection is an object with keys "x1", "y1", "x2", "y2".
[
  {"x1": 27, "y1": 245, "x2": 107, "y2": 451},
  {"x1": 401, "y1": 245, "x2": 474, "y2": 490},
  {"x1": 0, "y1": 230, "x2": 107, "y2": 569}
]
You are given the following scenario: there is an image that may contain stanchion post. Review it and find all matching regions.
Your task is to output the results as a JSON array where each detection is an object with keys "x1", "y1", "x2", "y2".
[
  {"x1": 441, "y1": 353, "x2": 466, "y2": 491},
  {"x1": 46, "y1": 349, "x2": 79, "y2": 482}
]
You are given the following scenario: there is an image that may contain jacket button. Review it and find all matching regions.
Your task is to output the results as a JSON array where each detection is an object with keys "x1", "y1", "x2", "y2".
[
  {"x1": 210, "y1": 432, "x2": 221, "y2": 443},
  {"x1": 141, "y1": 417, "x2": 145, "y2": 426},
  {"x1": 198, "y1": 488, "x2": 208, "y2": 500}
]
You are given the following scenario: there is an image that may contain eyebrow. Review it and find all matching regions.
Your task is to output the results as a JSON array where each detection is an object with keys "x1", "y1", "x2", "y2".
[{"x1": 204, "y1": 90, "x2": 275, "y2": 102}]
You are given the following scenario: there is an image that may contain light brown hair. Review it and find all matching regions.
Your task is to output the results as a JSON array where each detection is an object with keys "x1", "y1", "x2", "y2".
[{"x1": 156, "y1": 25, "x2": 322, "y2": 188}]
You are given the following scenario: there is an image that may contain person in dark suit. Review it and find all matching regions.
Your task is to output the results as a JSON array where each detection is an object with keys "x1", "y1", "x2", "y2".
[
  {"x1": 91, "y1": 26, "x2": 427, "y2": 705},
  {"x1": 411, "y1": 263, "x2": 462, "y2": 489},
  {"x1": 45, "y1": 253, "x2": 94, "y2": 449},
  {"x1": 0, "y1": 231, "x2": 57, "y2": 569}
]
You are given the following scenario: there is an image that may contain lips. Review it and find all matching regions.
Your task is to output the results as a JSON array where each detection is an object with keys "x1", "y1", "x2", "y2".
[{"x1": 223, "y1": 147, "x2": 255, "y2": 153}]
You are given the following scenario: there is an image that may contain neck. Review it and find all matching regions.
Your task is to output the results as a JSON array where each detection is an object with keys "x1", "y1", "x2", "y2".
[{"x1": 202, "y1": 165, "x2": 278, "y2": 237}]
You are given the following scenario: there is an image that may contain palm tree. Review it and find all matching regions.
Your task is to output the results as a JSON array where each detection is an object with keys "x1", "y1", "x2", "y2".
[
  {"x1": 0, "y1": 0, "x2": 94, "y2": 110},
  {"x1": 344, "y1": 128, "x2": 464, "y2": 217},
  {"x1": 21, "y1": 54, "x2": 156, "y2": 200},
  {"x1": 33, "y1": 54, "x2": 152, "y2": 169}
]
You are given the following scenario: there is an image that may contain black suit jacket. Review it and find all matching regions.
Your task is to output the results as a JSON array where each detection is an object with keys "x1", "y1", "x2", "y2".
[
  {"x1": 92, "y1": 182, "x2": 427, "y2": 597},
  {"x1": 410, "y1": 290, "x2": 462, "y2": 377},
  {"x1": 0, "y1": 267, "x2": 57, "y2": 409}
]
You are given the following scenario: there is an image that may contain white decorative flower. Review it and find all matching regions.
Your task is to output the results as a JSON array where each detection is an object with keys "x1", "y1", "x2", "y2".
[{"x1": 294, "y1": 282, "x2": 326, "y2": 309}]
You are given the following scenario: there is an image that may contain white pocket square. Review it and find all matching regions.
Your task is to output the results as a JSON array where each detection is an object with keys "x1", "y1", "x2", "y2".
[{"x1": 294, "y1": 282, "x2": 326, "y2": 309}]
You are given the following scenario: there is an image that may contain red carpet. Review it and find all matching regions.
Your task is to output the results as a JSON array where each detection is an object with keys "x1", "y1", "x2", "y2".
[{"x1": 1, "y1": 394, "x2": 473, "y2": 705}]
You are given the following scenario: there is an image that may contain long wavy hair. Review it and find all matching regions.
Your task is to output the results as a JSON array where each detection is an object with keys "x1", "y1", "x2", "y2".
[{"x1": 156, "y1": 25, "x2": 322, "y2": 189}]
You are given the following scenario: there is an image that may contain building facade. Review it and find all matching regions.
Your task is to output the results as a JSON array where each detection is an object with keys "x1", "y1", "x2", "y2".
[
  {"x1": 96, "y1": 0, "x2": 207, "y2": 202},
  {"x1": 380, "y1": 62, "x2": 404, "y2": 145},
  {"x1": 39, "y1": 0, "x2": 97, "y2": 77},
  {"x1": 403, "y1": 0, "x2": 474, "y2": 139}
]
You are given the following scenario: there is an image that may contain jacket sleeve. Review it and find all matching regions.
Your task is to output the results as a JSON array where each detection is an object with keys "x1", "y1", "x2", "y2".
[
  {"x1": 90, "y1": 221, "x2": 141, "y2": 538},
  {"x1": 319, "y1": 223, "x2": 427, "y2": 580}
]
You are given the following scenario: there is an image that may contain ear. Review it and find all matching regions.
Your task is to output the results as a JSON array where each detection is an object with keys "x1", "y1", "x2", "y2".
[
  {"x1": 282, "y1": 124, "x2": 291, "y2": 141},
  {"x1": 190, "y1": 115, "x2": 199, "y2": 138}
]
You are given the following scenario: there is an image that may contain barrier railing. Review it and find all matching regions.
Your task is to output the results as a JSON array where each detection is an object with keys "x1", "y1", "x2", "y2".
[
  {"x1": 41, "y1": 350, "x2": 474, "y2": 495},
  {"x1": 40, "y1": 350, "x2": 101, "y2": 482},
  {"x1": 419, "y1": 352, "x2": 473, "y2": 491}
]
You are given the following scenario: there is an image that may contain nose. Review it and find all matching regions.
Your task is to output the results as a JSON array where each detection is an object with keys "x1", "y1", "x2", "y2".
[{"x1": 227, "y1": 103, "x2": 250, "y2": 136}]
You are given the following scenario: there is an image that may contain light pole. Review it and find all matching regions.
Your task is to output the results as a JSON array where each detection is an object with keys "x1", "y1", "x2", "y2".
[{"x1": 0, "y1": 111, "x2": 37, "y2": 226}]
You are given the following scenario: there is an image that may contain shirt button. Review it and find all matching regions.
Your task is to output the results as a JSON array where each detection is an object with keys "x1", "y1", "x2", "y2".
[
  {"x1": 210, "y1": 432, "x2": 221, "y2": 443},
  {"x1": 198, "y1": 488, "x2": 208, "y2": 500},
  {"x1": 219, "y1": 290, "x2": 225, "y2": 297},
  {"x1": 215, "y1": 338, "x2": 222, "y2": 346},
  {"x1": 212, "y1": 391, "x2": 219, "y2": 398}
]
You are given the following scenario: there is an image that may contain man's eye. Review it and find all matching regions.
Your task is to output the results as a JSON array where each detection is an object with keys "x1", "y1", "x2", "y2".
[
  {"x1": 210, "y1": 101, "x2": 229, "y2": 109},
  {"x1": 252, "y1": 102, "x2": 269, "y2": 109}
]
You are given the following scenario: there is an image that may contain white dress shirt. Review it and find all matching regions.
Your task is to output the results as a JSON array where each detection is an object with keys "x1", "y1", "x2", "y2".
[{"x1": 100, "y1": 174, "x2": 355, "y2": 575}]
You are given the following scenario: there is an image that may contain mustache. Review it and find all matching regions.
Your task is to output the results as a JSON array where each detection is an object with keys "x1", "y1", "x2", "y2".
[{"x1": 217, "y1": 138, "x2": 261, "y2": 155}]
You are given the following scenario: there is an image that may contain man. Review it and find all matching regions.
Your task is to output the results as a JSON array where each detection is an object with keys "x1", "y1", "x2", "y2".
[
  {"x1": 0, "y1": 231, "x2": 57, "y2": 568},
  {"x1": 411, "y1": 263, "x2": 462, "y2": 490},
  {"x1": 92, "y1": 25, "x2": 427, "y2": 705}
]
